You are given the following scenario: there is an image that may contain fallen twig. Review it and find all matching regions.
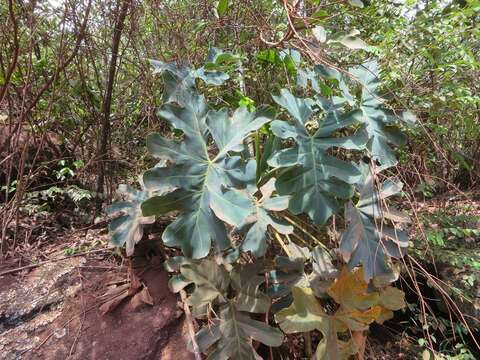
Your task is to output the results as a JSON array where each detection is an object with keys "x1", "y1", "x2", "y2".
[
  {"x1": 72, "y1": 220, "x2": 109, "y2": 233},
  {"x1": 180, "y1": 289, "x2": 202, "y2": 360}
]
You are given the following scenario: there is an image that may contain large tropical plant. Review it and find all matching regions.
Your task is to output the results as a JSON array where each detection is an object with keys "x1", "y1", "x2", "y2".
[{"x1": 107, "y1": 49, "x2": 414, "y2": 359}]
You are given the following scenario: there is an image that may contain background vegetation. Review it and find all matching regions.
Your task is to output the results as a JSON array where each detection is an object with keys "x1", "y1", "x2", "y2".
[{"x1": 0, "y1": 0, "x2": 479, "y2": 359}]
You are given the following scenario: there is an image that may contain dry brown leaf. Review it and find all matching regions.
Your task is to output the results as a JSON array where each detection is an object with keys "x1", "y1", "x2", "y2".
[
  {"x1": 99, "y1": 283, "x2": 130, "y2": 298},
  {"x1": 130, "y1": 286, "x2": 154, "y2": 309},
  {"x1": 99, "y1": 290, "x2": 130, "y2": 314},
  {"x1": 129, "y1": 268, "x2": 142, "y2": 292}
]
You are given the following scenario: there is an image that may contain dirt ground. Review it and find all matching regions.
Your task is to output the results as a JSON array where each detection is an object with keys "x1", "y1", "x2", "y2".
[{"x1": 0, "y1": 250, "x2": 194, "y2": 360}]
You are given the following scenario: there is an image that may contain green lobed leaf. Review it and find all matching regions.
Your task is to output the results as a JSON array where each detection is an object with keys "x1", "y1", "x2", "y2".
[
  {"x1": 180, "y1": 260, "x2": 230, "y2": 318},
  {"x1": 275, "y1": 286, "x2": 330, "y2": 334},
  {"x1": 267, "y1": 256, "x2": 309, "y2": 312},
  {"x1": 230, "y1": 261, "x2": 271, "y2": 313},
  {"x1": 149, "y1": 53, "x2": 229, "y2": 103},
  {"x1": 350, "y1": 61, "x2": 407, "y2": 166},
  {"x1": 142, "y1": 93, "x2": 270, "y2": 258},
  {"x1": 267, "y1": 89, "x2": 366, "y2": 224},
  {"x1": 106, "y1": 184, "x2": 155, "y2": 256},
  {"x1": 239, "y1": 178, "x2": 293, "y2": 256},
  {"x1": 276, "y1": 287, "x2": 342, "y2": 359},
  {"x1": 339, "y1": 163, "x2": 409, "y2": 280},
  {"x1": 189, "y1": 320, "x2": 222, "y2": 353},
  {"x1": 203, "y1": 304, "x2": 283, "y2": 360}
]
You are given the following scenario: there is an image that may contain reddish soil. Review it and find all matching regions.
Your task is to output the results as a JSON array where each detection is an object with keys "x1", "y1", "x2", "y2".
[{"x1": 2, "y1": 256, "x2": 194, "y2": 360}]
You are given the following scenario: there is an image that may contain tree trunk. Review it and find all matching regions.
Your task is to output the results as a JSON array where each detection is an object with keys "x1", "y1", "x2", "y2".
[{"x1": 96, "y1": 0, "x2": 131, "y2": 206}]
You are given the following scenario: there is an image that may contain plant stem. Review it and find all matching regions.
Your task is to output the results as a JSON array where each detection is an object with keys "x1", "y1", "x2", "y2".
[
  {"x1": 180, "y1": 289, "x2": 202, "y2": 360},
  {"x1": 282, "y1": 214, "x2": 330, "y2": 251},
  {"x1": 273, "y1": 231, "x2": 292, "y2": 257},
  {"x1": 304, "y1": 331, "x2": 312, "y2": 358},
  {"x1": 255, "y1": 130, "x2": 261, "y2": 182}
]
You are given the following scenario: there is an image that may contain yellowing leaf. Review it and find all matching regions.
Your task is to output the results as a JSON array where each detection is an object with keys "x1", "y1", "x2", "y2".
[
  {"x1": 315, "y1": 338, "x2": 357, "y2": 360},
  {"x1": 315, "y1": 330, "x2": 358, "y2": 360},
  {"x1": 379, "y1": 286, "x2": 406, "y2": 311},
  {"x1": 422, "y1": 349, "x2": 432, "y2": 360},
  {"x1": 275, "y1": 287, "x2": 329, "y2": 334},
  {"x1": 327, "y1": 267, "x2": 405, "y2": 330},
  {"x1": 335, "y1": 306, "x2": 382, "y2": 331},
  {"x1": 275, "y1": 287, "x2": 345, "y2": 359},
  {"x1": 275, "y1": 282, "x2": 403, "y2": 360},
  {"x1": 327, "y1": 267, "x2": 379, "y2": 310},
  {"x1": 375, "y1": 306, "x2": 394, "y2": 324}
]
